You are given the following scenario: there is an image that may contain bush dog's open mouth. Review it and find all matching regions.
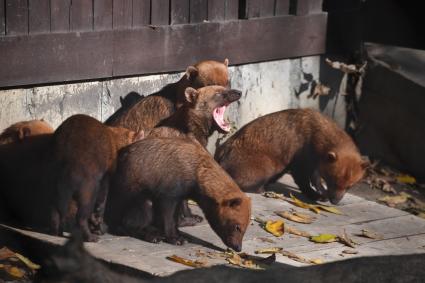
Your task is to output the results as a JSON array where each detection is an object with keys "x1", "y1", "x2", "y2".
[{"x1": 213, "y1": 89, "x2": 242, "y2": 133}]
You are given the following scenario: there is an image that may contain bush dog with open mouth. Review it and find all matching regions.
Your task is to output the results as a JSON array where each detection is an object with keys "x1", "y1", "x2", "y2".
[{"x1": 105, "y1": 59, "x2": 230, "y2": 132}]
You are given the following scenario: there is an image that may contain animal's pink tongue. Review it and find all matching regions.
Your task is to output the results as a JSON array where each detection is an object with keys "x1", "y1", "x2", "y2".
[{"x1": 213, "y1": 105, "x2": 230, "y2": 132}]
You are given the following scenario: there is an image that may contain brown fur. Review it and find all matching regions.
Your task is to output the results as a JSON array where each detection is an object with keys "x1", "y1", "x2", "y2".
[
  {"x1": 105, "y1": 59, "x2": 230, "y2": 132},
  {"x1": 51, "y1": 114, "x2": 143, "y2": 241},
  {"x1": 215, "y1": 109, "x2": 367, "y2": 204},
  {"x1": 149, "y1": 86, "x2": 241, "y2": 147},
  {"x1": 0, "y1": 119, "x2": 54, "y2": 145},
  {"x1": 126, "y1": 86, "x2": 241, "y2": 228},
  {"x1": 107, "y1": 137, "x2": 251, "y2": 251}
]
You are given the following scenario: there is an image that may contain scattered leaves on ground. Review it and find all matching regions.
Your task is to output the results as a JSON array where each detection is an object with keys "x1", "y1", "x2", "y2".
[
  {"x1": 1, "y1": 265, "x2": 26, "y2": 278},
  {"x1": 310, "y1": 234, "x2": 338, "y2": 243},
  {"x1": 357, "y1": 229, "x2": 384, "y2": 240},
  {"x1": 396, "y1": 174, "x2": 416, "y2": 185},
  {"x1": 342, "y1": 249, "x2": 358, "y2": 255},
  {"x1": 289, "y1": 194, "x2": 342, "y2": 215},
  {"x1": 262, "y1": 191, "x2": 290, "y2": 201},
  {"x1": 285, "y1": 226, "x2": 311, "y2": 238},
  {"x1": 275, "y1": 210, "x2": 315, "y2": 224},
  {"x1": 256, "y1": 237, "x2": 276, "y2": 244},
  {"x1": 14, "y1": 253, "x2": 40, "y2": 270},
  {"x1": 264, "y1": 220, "x2": 285, "y2": 237},
  {"x1": 166, "y1": 255, "x2": 208, "y2": 268},
  {"x1": 226, "y1": 253, "x2": 264, "y2": 270},
  {"x1": 187, "y1": 199, "x2": 198, "y2": 206},
  {"x1": 378, "y1": 192, "x2": 412, "y2": 207},
  {"x1": 338, "y1": 230, "x2": 357, "y2": 248},
  {"x1": 255, "y1": 248, "x2": 323, "y2": 265}
]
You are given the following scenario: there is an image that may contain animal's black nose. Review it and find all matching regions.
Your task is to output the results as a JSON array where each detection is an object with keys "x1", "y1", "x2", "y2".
[
  {"x1": 231, "y1": 243, "x2": 242, "y2": 252},
  {"x1": 225, "y1": 89, "x2": 242, "y2": 101}
]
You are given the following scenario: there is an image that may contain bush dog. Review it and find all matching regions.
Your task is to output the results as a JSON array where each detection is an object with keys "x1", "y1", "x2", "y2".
[
  {"x1": 144, "y1": 86, "x2": 241, "y2": 226},
  {"x1": 105, "y1": 59, "x2": 230, "y2": 132},
  {"x1": 0, "y1": 119, "x2": 54, "y2": 145},
  {"x1": 51, "y1": 115, "x2": 143, "y2": 241},
  {"x1": 215, "y1": 109, "x2": 367, "y2": 204},
  {"x1": 107, "y1": 137, "x2": 251, "y2": 251}
]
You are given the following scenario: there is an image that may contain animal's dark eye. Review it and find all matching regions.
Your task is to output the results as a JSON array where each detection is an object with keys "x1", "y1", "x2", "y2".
[{"x1": 235, "y1": 224, "x2": 241, "y2": 232}]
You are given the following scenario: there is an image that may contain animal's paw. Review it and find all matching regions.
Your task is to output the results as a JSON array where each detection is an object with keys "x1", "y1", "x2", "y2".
[
  {"x1": 178, "y1": 214, "x2": 204, "y2": 227},
  {"x1": 166, "y1": 235, "x2": 187, "y2": 246}
]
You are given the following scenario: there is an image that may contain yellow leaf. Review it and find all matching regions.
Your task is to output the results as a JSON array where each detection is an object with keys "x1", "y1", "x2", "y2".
[
  {"x1": 0, "y1": 247, "x2": 15, "y2": 260},
  {"x1": 3, "y1": 265, "x2": 25, "y2": 278},
  {"x1": 254, "y1": 247, "x2": 283, "y2": 254},
  {"x1": 166, "y1": 255, "x2": 207, "y2": 268},
  {"x1": 275, "y1": 211, "x2": 315, "y2": 224},
  {"x1": 226, "y1": 253, "x2": 263, "y2": 270},
  {"x1": 358, "y1": 229, "x2": 383, "y2": 240},
  {"x1": 378, "y1": 193, "x2": 411, "y2": 207},
  {"x1": 310, "y1": 234, "x2": 338, "y2": 243},
  {"x1": 285, "y1": 226, "x2": 311, "y2": 238},
  {"x1": 338, "y1": 230, "x2": 357, "y2": 248},
  {"x1": 264, "y1": 220, "x2": 285, "y2": 237},
  {"x1": 315, "y1": 205, "x2": 342, "y2": 215},
  {"x1": 289, "y1": 194, "x2": 321, "y2": 214},
  {"x1": 14, "y1": 253, "x2": 41, "y2": 270},
  {"x1": 187, "y1": 199, "x2": 198, "y2": 206},
  {"x1": 396, "y1": 174, "x2": 416, "y2": 184},
  {"x1": 310, "y1": 258, "x2": 324, "y2": 264}
]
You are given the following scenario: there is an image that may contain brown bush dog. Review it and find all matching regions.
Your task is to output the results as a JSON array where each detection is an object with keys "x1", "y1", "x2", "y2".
[
  {"x1": 107, "y1": 138, "x2": 251, "y2": 251},
  {"x1": 105, "y1": 59, "x2": 230, "y2": 132},
  {"x1": 215, "y1": 109, "x2": 367, "y2": 204},
  {"x1": 51, "y1": 114, "x2": 143, "y2": 242},
  {"x1": 0, "y1": 134, "x2": 56, "y2": 229},
  {"x1": 0, "y1": 119, "x2": 54, "y2": 145},
  {"x1": 143, "y1": 86, "x2": 241, "y2": 226}
]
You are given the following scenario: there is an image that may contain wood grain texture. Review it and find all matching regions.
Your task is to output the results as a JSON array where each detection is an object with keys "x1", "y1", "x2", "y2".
[
  {"x1": 190, "y1": 0, "x2": 207, "y2": 23},
  {"x1": 94, "y1": 0, "x2": 112, "y2": 30},
  {"x1": 132, "y1": 0, "x2": 150, "y2": 27},
  {"x1": 170, "y1": 0, "x2": 189, "y2": 24},
  {"x1": 151, "y1": 0, "x2": 169, "y2": 25},
  {"x1": 275, "y1": 0, "x2": 290, "y2": 15},
  {"x1": 224, "y1": 0, "x2": 238, "y2": 20},
  {"x1": 29, "y1": 0, "x2": 50, "y2": 33},
  {"x1": 50, "y1": 0, "x2": 70, "y2": 32},
  {"x1": 208, "y1": 0, "x2": 225, "y2": 21},
  {"x1": 5, "y1": 0, "x2": 28, "y2": 35},
  {"x1": 113, "y1": 0, "x2": 132, "y2": 29},
  {"x1": 0, "y1": 13, "x2": 327, "y2": 87},
  {"x1": 0, "y1": 0, "x2": 5, "y2": 35},
  {"x1": 70, "y1": 0, "x2": 93, "y2": 31}
]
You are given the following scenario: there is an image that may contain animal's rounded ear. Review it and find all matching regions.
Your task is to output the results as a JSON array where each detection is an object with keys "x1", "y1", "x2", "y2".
[
  {"x1": 185, "y1": 87, "x2": 199, "y2": 103},
  {"x1": 224, "y1": 58, "x2": 229, "y2": 67},
  {"x1": 361, "y1": 160, "x2": 370, "y2": 170},
  {"x1": 224, "y1": 197, "x2": 242, "y2": 208},
  {"x1": 185, "y1": 66, "x2": 199, "y2": 81},
  {"x1": 134, "y1": 130, "x2": 145, "y2": 141},
  {"x1": 327, "y1": 151, "x2": 337, "y2": 162},
  {"x1": 18, "y1": 127, "x2": 31, "y2": 140}
]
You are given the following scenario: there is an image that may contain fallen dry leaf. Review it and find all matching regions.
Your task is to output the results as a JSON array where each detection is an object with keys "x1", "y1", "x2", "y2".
[
  {"x1": 315, "y1": 205, "x2": 342, "y2": 215},
  {"x1": 14, "y1": 253, "x2": 40, "y2": 270},
  {"x1": 226, "y1": 253, "x2": 263, "y2": 270},
  {"x1": 187, "y1": 199, "x2": 198, "y2": 206},
  {"x1": 166, "y1": 255, "x2": 208, "y2": 268},
  {"x1": 289, "y1": 194, "x2": 342, "y2": 215},
  {"x1": 0, "y1": 247, "x2": 15, "y2": 261},
  {"x1": 285, "y1": 226, "x2": 311, "y2": 238},
  {"x1": 358, "y1": 229, "x2": 384, "y2": 240},
  {"x1": 379, "y1": 192, "x2": 412, "y2": 207},
  {"x1": 289, "y1": 194, "x2": 321, "y2": 214},
  {"x1": 342, "y1": 249, "x2": 359, "y2": 254},
  {"x1": 275, "y1": 210, "x2": 315, "y2": 224},
  {"x1": 396, "y1": 174, "x2": 416, "y2": 185},
  {"x1": 264, "y1": 220, "x2": 285, "y2": 237},
  {"x1": 1, "y1": 264, "x2": 26, "y2": 278},
  {"x1": 262, "y1": 191, "x2": 290, "y2": 201},
  {"x1": 310, "y1": 234, "x2": 338, "y2": 243},
  {"x1": 338, "y1": 230, "x2": 357, "y2": 248},
  {"x1": 256, "y1": 237, "x2": 276, "y2": 244},
  {"x1": 255, "y1": 247, "x2": 322, "y2": 265}
]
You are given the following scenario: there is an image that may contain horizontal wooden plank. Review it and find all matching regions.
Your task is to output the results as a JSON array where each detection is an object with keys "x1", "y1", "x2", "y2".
[{"x1": 0, "y1": 14, "x2": 327, "y2": 87}]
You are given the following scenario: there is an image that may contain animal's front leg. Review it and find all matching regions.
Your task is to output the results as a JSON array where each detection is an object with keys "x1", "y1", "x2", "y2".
[
  {"x1": 178, "y1": 200, "x2": 203, "y2": 227},
  {"x1": 156, "y1": 198, "x2": 187, "y2": 245}
]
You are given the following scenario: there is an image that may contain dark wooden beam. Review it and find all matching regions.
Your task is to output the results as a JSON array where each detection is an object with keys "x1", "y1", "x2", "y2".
[
  {"x1": 0, "y1": 13, "x2": 327, "y2": 88},
  {"x1": 292, "y1": 0, "x2": 323, "y2": 15}
]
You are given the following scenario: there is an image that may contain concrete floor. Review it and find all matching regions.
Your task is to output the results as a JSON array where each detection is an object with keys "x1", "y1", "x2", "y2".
[{"x1": 2, "y1": 175, "x2": 425, "y2": 277}]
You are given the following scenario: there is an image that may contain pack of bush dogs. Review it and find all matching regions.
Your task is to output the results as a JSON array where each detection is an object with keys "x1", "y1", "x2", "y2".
[{"x1": 2, "y1": 58, "x2": 395, "y2": 281}]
